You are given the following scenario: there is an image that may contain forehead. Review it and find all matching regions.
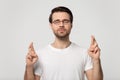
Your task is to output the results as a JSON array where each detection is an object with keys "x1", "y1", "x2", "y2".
[{"x1": 52, "y1": 12, "x2": 70, "y2": 20}]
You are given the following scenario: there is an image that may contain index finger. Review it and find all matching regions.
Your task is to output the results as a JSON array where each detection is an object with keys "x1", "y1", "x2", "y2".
[
  {"x1": 90, "y1": 35, "x2": 96, "y2": 46},
  {"x1": 29, "y1": 42, "x2": 36, "y2": 53}
]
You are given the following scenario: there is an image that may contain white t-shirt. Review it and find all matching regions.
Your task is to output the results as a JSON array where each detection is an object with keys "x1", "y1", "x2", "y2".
[{"x1": 34, "y1": 42, "x2": 93, "y2": 80}]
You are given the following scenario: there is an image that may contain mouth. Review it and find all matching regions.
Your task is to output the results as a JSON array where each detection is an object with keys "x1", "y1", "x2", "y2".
[{"x1": 58, "y1": 28, "x2": 66, "y2": 32}]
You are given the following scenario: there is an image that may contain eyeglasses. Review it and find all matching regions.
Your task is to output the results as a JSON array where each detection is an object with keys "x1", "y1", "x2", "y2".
[{"x1": 52, "y1": 19, "x2": 70, "y2": 25}]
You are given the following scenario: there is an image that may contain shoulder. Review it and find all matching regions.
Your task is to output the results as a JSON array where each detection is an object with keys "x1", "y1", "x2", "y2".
[
  {"x1": 71, "y1": 42, "x2": 87, "y2": 52},
  {"x1": 35, "y1": 45, "x2": 49, "y2": 55},
  {"x1": 71, "y1": 42, "x2": 90, "y2": 57}
]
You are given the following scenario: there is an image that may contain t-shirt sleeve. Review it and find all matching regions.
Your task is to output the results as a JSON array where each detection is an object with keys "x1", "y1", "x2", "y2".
[
  {"x1": 34, "y1": 59, "x2": 42, "y2": 76},
  {"x1": 84, "y1": 49, "x2": 93, "y2": 71}
]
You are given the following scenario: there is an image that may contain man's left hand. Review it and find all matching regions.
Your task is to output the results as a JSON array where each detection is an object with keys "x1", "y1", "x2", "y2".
[{"x1": 88, "y1": 35, "x2": 101, "y2": 61}]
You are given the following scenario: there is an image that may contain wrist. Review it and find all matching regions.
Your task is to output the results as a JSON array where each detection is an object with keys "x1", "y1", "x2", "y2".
[
  {"x1": 92, "y1": 58, "x2": 101, "y2": 64},
  {"x1": 26, "y1": 65, "x2": 34, "y2": 70}
]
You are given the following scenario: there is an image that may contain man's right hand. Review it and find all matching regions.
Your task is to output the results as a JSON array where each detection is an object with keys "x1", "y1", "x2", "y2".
[{"x1": 26, "y1": 42, "x2": 38, "y2": 67}]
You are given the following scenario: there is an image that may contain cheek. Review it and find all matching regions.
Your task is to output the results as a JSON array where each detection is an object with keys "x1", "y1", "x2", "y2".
[
  {"x1": 66, "y1": 24, "x2": 72, "y2": 29},
  {"x1": 51, "y1": 25, "x2": 57, "y2": 30},
  {"x1": 68, "y1": 28, "x2": 72, "y2": 32},
  {"x1": 66, "y1": 26, "x2": 72, "y2": 31},
  {"x1": 51, "y1": 27, "x2": 57, "y2": 32}
]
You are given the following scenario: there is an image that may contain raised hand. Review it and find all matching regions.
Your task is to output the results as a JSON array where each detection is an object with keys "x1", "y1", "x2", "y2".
[
  {"x1": 26, "y1": 42, "x2": 38, "y2": 67},
  {"x1": 88, "y1": 35, "x2": 101, "y2": 60}
]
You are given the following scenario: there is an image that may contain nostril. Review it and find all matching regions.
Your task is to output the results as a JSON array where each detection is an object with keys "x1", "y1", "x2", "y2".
[{"x1": 59, "y1": 25, "x2": 64, "y2": 28}]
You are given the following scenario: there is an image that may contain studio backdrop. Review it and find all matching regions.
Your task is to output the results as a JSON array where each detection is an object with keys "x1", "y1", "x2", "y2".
[{"x1": 0, "y1": 0, "x2": 120, "y2": 80}]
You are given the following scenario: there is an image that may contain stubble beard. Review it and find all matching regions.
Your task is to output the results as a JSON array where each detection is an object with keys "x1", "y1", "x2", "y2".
[{"x1": 54, "y1": 31, "x2": 70, "y2": 40}]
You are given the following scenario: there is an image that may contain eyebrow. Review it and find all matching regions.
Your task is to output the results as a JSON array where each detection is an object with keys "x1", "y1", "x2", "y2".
[{"x1": 53, "y1": 19, "x2": 70, "y2": 21}]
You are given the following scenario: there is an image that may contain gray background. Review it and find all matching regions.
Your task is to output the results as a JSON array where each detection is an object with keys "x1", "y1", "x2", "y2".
[{"x1": 0, "y1": 0, "x2": 120, "y2": 80}]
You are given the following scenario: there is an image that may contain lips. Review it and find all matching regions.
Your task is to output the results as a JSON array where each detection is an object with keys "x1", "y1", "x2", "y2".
[{"x1": 58, "y1": 28, "x2": 66, "y2": 32}]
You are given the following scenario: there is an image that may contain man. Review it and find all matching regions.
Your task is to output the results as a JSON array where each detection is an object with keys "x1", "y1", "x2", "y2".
[{"x1": 24, "y1": 6, "x2": 103, "y2": 80}]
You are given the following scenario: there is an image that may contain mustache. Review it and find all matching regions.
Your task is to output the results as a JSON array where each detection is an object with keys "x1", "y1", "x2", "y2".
[{"x1": 57, "y1": 28, "x2": 66, "y2": 31}]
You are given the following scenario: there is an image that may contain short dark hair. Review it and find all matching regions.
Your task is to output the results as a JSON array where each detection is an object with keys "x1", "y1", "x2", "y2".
[{"x1": 49, "y1": 6, "x2": 73, "y2": 23}]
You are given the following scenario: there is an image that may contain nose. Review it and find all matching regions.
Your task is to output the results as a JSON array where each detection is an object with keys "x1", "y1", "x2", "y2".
[{"x1": 59, "y1": 21, "x2": 64, "y2": 27}]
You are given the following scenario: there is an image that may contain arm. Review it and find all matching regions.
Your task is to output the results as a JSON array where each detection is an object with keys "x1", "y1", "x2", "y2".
[
  {"x1": 86, "y1": 59, "x2": 103, "y2": 80},
  {"x1": 24, "y1": 66, "x2": 40, "y2": 80},
  {"x1": 86, "y1": 36, "x2": 103, "y2": 80},
  {"x1": 24, "y1": 42, "x2": 40, "y2": 80},
  {"x1": 24, "y1": 66, "x2": 34, "y2": 80},
  {"x1": 92, "y1": 59, "x2": 103, "y2": 80}
]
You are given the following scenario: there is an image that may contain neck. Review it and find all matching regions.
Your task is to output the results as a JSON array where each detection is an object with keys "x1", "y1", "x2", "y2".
[{"x1": 51, "y1": 37, "x2": 71, "y2": 49}]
